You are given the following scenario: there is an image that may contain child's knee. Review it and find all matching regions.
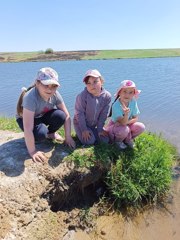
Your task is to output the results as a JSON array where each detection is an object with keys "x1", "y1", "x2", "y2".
[
  {"x1": 34, "y1": 123, "x2": 48, "y2": 141},
  {"x1": 82, "y1": 136, "x2": 96, "y2": 145},
  {"x1": 54, "y1": 110, "x2": 66, "y2": 123},
  {"x1": 115, "y1": 126, "x2": 130, "y2": 140},
  {"x1": 136, "y1": 122, "x2": 145, "y2": 134}
]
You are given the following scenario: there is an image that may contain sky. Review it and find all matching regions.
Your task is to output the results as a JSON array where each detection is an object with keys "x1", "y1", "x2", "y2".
[{"x1": 1, "y1": 0, "x2": 180, "y2": 52}]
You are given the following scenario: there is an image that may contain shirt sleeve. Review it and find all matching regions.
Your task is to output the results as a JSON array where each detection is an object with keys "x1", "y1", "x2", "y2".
[
  {"x1": 131, "y1": 100, "x2": 140, "y2": 117},
  {"x1": 55, "y1": 91, "x2": 64, "y2": 105},
  {"x1": 22, "y1": 91, "x2": 36, "y2": 112}
]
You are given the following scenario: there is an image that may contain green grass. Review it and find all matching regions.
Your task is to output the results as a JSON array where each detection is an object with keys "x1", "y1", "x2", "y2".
[
  {"x1": 66, "y1": 132, "x2": 177, "y2": 208},
  {"x1": 106, "y1": 132, "x2": 177, "y2": 207},
  {"x1": 82, "y1": 48, "x2": 180, "y2": 60},
  {"x1": 0, "y1": 117, "x2": 21, "y2": 132}
]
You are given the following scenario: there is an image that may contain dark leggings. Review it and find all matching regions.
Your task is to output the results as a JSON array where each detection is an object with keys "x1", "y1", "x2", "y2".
[{"x1": 16, "y1": 109, "x2": 66, "y2": 141}]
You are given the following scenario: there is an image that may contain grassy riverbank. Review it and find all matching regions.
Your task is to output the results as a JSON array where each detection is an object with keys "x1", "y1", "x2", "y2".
[
  {"x1": 0, "y1": 48, "x2": 180, "y2": 62},
  {"x1": 0, "y1": 117, "x2": 178, "y2": 208}
]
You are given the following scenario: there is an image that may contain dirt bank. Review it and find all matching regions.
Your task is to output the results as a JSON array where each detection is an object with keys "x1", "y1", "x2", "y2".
[
  {"x1": 0, "y1": 130, "x2": 180, "y2": 240},
  {"x1": 0, "y1": 130, "x2": 104, "y2": 239}
]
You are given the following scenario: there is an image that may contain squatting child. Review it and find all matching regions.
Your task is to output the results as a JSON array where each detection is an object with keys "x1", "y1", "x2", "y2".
[
  {"x1": 16, "y1": 67, "x2": 75, "y2": 162},
  {"x1": 73, "y1": 69, "x2": 111, "y2": 145},
  {"x1": 105, "y1": 79, "x2": 145, "y2": 149}
]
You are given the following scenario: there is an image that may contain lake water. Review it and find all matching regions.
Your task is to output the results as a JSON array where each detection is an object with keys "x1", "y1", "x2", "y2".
[
  {"x1": 0, "y1": 58, "x2": 180, "y2": 239},
  {"x1": 0, "y1": 57, "x2": 180, "y2": 152}
]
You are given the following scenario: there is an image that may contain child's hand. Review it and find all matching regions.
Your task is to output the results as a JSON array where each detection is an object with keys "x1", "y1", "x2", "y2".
[
  {"x1": 82, "y1": 130, "x2": 91, "y2": 142},
  {"x1": 121, "y1": 102, "x2": 130, "y2": 115},
  {"x1": 65, "y1": 136, "x2": 76, "y2": 149},
  {"x1": 99, "y1": 130, "x2": 108, "y2": 137},
  {"x1": 30, "y1": 151, "x2": 47, "y2": 163}
]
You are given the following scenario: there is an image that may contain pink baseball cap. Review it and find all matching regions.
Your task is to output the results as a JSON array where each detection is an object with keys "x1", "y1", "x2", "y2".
[
  {"x1": 115, "y1": 80, "x2": 141, "y2": 98},
  {"x1": 36, "y1": 67, "x2": 60, "y2": 86},
  {"x1": 83, "y1": 69, "x2": 101, "y2": 82}
]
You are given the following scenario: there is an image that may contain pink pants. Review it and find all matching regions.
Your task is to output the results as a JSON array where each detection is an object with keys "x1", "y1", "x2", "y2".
[{"x1": 105, "y1": 120, "x2": 145, "y2": 143}]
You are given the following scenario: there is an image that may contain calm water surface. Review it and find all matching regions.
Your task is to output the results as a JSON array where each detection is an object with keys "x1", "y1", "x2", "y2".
[{"x1": 0, "y1": 57, "x2": 180, "y2": 152}]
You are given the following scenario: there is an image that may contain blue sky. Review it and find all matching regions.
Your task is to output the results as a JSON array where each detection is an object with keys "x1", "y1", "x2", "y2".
[{"x1": 1, "y1": 0, "x2": 180, "y2": 52}]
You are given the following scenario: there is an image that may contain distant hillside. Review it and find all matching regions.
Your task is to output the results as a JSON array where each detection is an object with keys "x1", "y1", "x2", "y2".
[{"x1": 0, "y1": 48, "x2": 180, "y2": 62}]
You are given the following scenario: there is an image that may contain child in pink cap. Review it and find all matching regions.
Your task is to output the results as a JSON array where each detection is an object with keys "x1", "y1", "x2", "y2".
[
  {"x1": 73, "y1": 69, "x2": 111, "y2": 145},
  {"x1": 105, "y1": 80, "x2": 145, "y2": 149}
]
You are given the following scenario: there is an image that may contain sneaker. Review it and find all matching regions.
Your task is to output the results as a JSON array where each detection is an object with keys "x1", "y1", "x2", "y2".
[
  {"x1": 116, "y1": 141, "x2": 127, "y2": 149},
  {"x1": 47, "y1": 132, "x2": 64, "y2": 142},
  {"x1": 125, "y1": 140, "x2": 135, "y2": 148}
]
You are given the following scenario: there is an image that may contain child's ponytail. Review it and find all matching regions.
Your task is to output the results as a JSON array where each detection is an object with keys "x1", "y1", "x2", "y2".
[{"x1": 16, "y1": 85, "x2": 35, "y2": 117}]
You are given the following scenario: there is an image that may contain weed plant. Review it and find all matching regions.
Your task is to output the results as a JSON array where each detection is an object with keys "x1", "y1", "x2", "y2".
[{"x1": 106, "y1": 132, "x2": 177, "y2": 207}]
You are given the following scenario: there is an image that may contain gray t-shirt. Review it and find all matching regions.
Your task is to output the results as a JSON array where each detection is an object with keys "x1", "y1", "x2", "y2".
[{"x1": 18, "y1": 87, "x2": 64, "y2": 118}]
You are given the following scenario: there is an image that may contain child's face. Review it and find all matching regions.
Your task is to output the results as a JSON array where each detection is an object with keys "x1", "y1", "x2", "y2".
[
  {"x1": 85, "y1": 76, "x2": 102, "y2": 96},
  {"x1": 36, "y1": 81, "x2": 58, "y2": 100},
  {"x1": 119, "y1": 87, "x2": 135, "y2": 102}
]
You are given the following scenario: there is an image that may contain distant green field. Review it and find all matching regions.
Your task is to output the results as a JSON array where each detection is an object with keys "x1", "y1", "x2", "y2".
[
  {"x1": 82, "y1": 48, "x2": 180, "y2": 60},
  {"x1": 1, "y1": 48, "x2": 180, "y2": 62}
]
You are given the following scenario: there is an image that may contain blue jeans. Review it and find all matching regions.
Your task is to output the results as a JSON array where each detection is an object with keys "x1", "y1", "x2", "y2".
[{"x1": 16, "y1": 109, "x2": 66, "y2": 141}]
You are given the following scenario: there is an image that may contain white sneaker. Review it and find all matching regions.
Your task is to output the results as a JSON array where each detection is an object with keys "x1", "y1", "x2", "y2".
[
  {"x1": 116, "y1": 142, "x2": 127, "y2": 149},
  {"x1": 126, "y1": 140, "x2": 135, "y2": 148}
]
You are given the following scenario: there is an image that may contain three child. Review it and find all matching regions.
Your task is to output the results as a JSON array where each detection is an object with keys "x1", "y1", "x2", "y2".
[{"x1": 16, "y1": 67, "x2": 145, "y2": 162}]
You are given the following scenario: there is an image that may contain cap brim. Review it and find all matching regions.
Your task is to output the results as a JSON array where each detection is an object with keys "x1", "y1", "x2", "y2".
[
  {"x1": 40, "y1": 79, "x2": 60, "y2": 86},
  {"x1": 114, "y1": 88, "x2": 141, "y2": 98},
  {"x1": 83, "y1": 74, "x2": 101, "y2": 82}
]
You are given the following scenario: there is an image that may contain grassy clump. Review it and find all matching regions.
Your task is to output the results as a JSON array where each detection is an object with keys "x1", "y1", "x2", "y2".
[
  {"x1": 0, "y1": 117, "x2": 21, "y2": 132},
  {"x1": 65, "y1": 141, "x2": 121, "y2": 168},
  {"x1": 66, "y1": 132, "x2": 177, "y2": 207},
  {"x1": 106, "y1": 132, "x2": 177, "y2": 207}
]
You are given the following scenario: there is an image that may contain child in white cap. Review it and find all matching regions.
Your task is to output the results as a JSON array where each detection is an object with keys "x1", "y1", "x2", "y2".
[
  {"x1": 16, "y1": 67, "x2": 75, "y2": 162},
  {"x1": 73, "y1": 69, "x2": 111, "y2": 145},
  {"x1": 105, "y1": 80, "x2": 145, "y2": 149}
]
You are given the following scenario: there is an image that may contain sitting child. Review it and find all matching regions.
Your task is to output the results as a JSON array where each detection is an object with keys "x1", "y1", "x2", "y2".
[{"x1": 105, "y1": 80, "x2": 145, "y2": 149}]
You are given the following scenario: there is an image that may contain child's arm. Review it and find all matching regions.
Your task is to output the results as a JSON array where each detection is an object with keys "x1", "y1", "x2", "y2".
[
  {"x1": 116, "y1": 102, "x2": 130, "y2": 125},
  {"x1": 57, "y1": 102, "x2": 76, "y2": 149},
  {"x1": 127, "y1": 116, "x2": 138, "y2": 125},
  {"x1": 23, "y1": 108, "x2": 47, "y2": 162},
  {"x1": 74, "y1": 93, "x2": 88, "y2": 132},
  {"x1": 117, "y1": 113, "x2": 138, "y2": 126},
  {"x1": 97, "y1": 94, "x2": 111, "y2": 132}
]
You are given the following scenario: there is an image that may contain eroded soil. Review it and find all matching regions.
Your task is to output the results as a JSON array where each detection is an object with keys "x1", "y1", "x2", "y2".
[{"x1": 0, "y1": 130, "x2": 180, "y2": 240}]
